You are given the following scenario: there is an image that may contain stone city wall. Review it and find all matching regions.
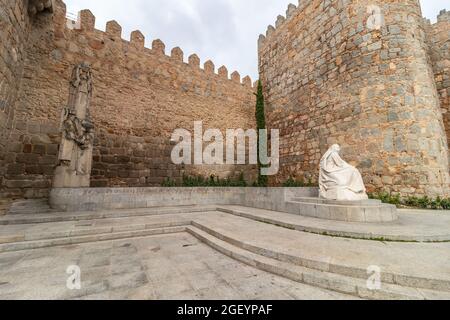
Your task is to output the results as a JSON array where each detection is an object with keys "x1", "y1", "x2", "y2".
[
  {"x1": 0, "y1": 0, "x2": 257, "y2": 198},
  {"x1": 259, "y1": 0, "x2": 450, "y2": 197},
  {"x1": 426, "y1": 10, "x2": 450, "y2": 148},
  {"x1": 0, "y1": 0, "x2": 33, "y2": 197}
]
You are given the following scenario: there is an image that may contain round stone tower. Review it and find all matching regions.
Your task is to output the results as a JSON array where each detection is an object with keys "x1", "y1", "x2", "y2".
[{"x1": 258, "y1": 0, "x2": 450, "y2": 197}]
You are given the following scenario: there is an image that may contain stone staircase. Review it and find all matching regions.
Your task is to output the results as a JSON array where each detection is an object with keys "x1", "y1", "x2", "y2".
[
  {"x1": 0, "y1": 205, "x2": 214, "y2": 225},
  {"x1": 186, "y1": 226, "x2": 449, "y2": 300},
  {"x1": 7, "y1": 199, "x2": 55, "y2": 215},
  {"x1": 0, "y1": 199, "x2": 12, "y2": 216},
  {"x1": 0, "y1": 202, "x2": 449, "y2": 300}
]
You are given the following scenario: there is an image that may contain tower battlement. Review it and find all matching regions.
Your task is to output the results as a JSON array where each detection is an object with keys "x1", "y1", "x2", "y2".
[
  {"x1": 258, "y1": 1, "x2": 309, "y2": 47},
  {"x1": 437, "y1": 9, "x2": 450, "y2": 23}
]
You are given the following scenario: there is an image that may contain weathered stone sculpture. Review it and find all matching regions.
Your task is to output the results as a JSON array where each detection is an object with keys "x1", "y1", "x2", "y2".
[
  {"x1": 53, "y1": 63, "x2": 94, "y2": 188},
  {"x1": 319, "y1": 144, "x2": 368, "y2": 201}
]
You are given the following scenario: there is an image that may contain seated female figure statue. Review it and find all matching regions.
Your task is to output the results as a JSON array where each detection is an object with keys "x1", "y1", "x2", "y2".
[{"x1": 319, "y1": 144, "x2": 369, "y2": 201}]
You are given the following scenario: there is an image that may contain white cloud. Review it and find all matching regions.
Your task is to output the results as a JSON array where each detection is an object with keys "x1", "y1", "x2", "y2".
[{"x1": 64, "y1": 0, "x2": 450, "y2": 81}]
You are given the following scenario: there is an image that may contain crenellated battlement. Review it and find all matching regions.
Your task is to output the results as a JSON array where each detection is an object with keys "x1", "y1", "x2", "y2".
[
  {"x1": 63, "y1": 5, "x2": 254, "y2": 88},
  {"x1": 259, "y1": 1, "x2": 449, "y2": 48},
  {"x1": 437, "y1": 9, "x2": 450, "y2": 23},
  {"x1": 424, "y1": 9, "x2": 450, "y2": 28},
  {"x1": 258, "y1": 1, "x2": 312, "y2": 47}
]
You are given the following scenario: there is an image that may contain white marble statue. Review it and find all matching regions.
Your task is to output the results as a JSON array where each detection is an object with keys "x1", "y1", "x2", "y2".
[{"x1": 319, "y1": 144, "x2": 369, "y2": 201}]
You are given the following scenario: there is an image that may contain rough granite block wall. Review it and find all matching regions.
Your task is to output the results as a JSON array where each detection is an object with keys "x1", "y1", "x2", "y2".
[
  {"x1": 426, "y1": 10, "x2": 450, "y2": 149},
  {"x1": 0, "y1": 0, "x2": 32, "y2": 197},
  {"x1": 0, "y1": 0, "x2": 257, "y2": 198},
  {"x1": 259, "y1": 0, "x2": 450, "y2": 197}
]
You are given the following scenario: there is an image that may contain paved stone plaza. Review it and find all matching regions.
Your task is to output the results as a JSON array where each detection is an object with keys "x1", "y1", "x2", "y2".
[
  {"x1": 0, "y1": 232, "x2": 354, "y2": 300},
  {"x1": 0, "y1": 200, "x2": 449, "y2": 300}
]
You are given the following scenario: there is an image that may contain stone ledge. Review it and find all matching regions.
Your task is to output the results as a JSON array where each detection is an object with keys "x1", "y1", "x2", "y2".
[{"x1": 49, "y1": 187, "x2": 397, "y2": 223}]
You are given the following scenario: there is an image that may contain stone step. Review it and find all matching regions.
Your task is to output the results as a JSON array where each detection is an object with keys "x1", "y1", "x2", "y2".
[
  {"x1": 0, "y1": 226, "x2": 186, "y2": 253},
  {"x1": 0, "y1": 205, "x2": 215, "y2": 225},
  {"x1": 190, "y1": 219, "x2": 450, "y2": 293},
  {"x1": 0, "y1": 219, "x2": 191, "y2": 245},
  {"x1": 7, "y1": 199, "x2": 54, "y2": 215},
  {"x1": 285, "y1": 199, "x2": 397, "y2": 223},
  {"x1": 186, "y1": 226, "x2": 450, "y2": 300},
  {"x1": 216, "y1": 206, "x2": 450, "y2": 242},
  {"x1": 0, "y1": 199, "x2": 12, "y2": 212},
  {"x1": 291, "y1": 197, "x2": 383, "y2": 207}
]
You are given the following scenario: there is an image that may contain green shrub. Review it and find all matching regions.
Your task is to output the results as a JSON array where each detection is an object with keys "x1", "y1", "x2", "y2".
[
  {"x1": 371, "y1": 192, "x2": 450, "y2": 211},
  {"x1": 161, "y1": 178, "x2": 178, "y2": 187},
  {"x1": 370, "y1": 192, "x2": 401, "y2": 206},
  {"x1": 441, "y1": 198, "x2": 450, "y2": 210},
  {"x1": 163, "y1": 174, "x2": 248, "y2": 187}
]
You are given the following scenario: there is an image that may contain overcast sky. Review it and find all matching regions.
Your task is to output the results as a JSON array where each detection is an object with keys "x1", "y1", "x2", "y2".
[{"x1": 64, "y1": 0, "x2": 450, "y2": 81}]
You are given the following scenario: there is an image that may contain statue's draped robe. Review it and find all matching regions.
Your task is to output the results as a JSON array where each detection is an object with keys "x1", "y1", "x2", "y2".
[{"x1": 319, "y1": 147, "x2": 368, "y2": 201}]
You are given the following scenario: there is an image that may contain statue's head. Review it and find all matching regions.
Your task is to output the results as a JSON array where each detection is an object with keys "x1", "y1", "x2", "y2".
[
  {"x1": 79, "y1": 62, "x2": 91, "y2": 70},
  {"x1": 78, "y1": 62, "x2": 91, "y2": 79},
  {"x1": 71, "y1": 62, "x2": 93, "y2": 96},
  {"x1": 330, "y1": 144, "x2": 341, "y2": 153}
]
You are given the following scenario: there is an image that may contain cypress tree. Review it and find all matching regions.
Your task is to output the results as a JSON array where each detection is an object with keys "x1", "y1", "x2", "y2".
[{"x1": 255, "y1": 80, "x2": 268, "y2": 187}]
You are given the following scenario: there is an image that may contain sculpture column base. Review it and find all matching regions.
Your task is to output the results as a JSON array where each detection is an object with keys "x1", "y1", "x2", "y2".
[{"x1": 53, "y1": 165, "x2": 91, "y2": 188}]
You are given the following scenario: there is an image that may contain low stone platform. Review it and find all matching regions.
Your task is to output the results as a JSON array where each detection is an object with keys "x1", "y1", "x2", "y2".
[
  {"x1": 189, "y1": 213, "x2": 450, "y2": 299},
  {"x1": 49, "y1": 187, "x2": 397, "y2": 223},
  {"x1": 217, "y1": 206, "x2": 450, "y2": 242},
  {"x1": 0, "y1": 200, "x2": 449, "y2": 299},
  {"x1": 287, "y1": 197, "x2": 397, "y2": 223}
]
